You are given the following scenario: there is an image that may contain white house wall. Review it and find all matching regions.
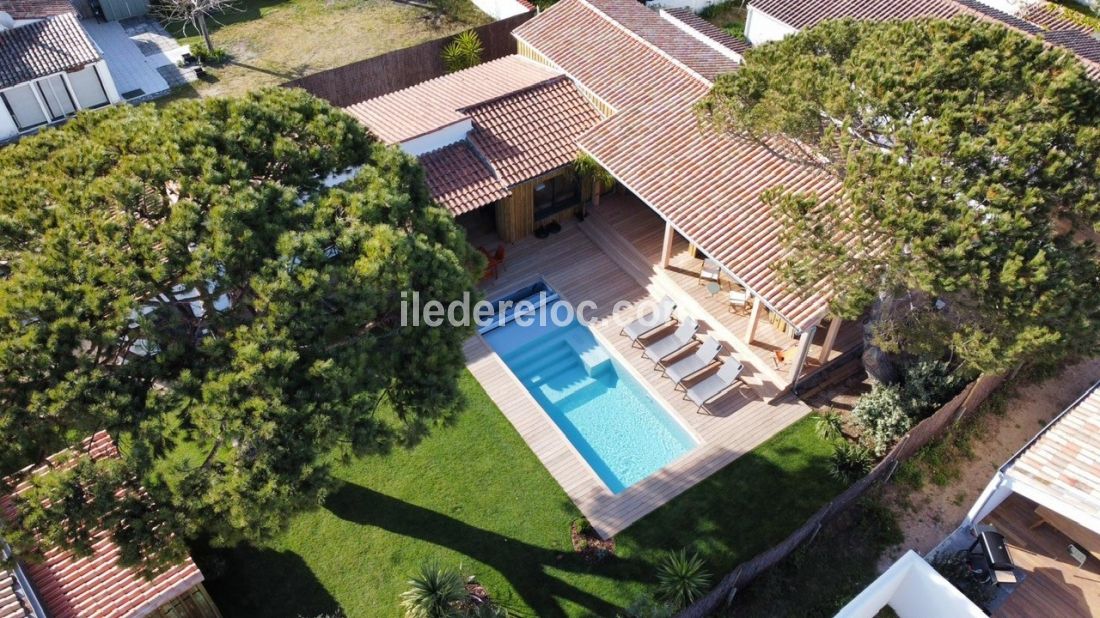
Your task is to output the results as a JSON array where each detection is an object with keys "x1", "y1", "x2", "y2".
[
  {"x1": 745, "y1": 6, "x2": 797, "y2": 46},
  {"x1": 469, "y1": 0, "x2": 530, "y2": 20},
  {"x1": 835, "y1": 551, "x2": 986, "y2": 618},
  {"x1": 646, "y1": 0, "x2": 719, "y2": 13},
  {"x1": 0, "y1": 61, "x2": 123, "y2": 142}
]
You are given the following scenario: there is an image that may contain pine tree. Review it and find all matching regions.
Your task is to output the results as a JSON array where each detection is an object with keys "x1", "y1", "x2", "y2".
[
  {"x1": 699, "y1": 17, "x2": 1100, "y2": 378},
  {"x1": 0, "y1": 88, "x2": 482, "y2": 572}
]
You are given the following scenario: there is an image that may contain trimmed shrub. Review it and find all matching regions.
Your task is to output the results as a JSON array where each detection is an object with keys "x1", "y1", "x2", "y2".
[{"x1": 852, "y1": 384, "x2": 912, "y2": 455}]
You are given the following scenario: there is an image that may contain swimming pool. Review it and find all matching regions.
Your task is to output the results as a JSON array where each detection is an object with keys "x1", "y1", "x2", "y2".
[{"x1": 483, "y1": 284, "x2": 697, "y2": 494}]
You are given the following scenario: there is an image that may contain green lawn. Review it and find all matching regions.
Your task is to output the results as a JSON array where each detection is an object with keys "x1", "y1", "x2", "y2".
[
  {"x1": 164, "y1": 0, "x2": 489, "y2": 99},
  {"x1": 201, "y1": 372, "x2": 845, "y2": 616}
]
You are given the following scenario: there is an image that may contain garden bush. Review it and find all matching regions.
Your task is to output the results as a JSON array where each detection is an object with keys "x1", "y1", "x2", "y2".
[
  {"x1": 852, "y1": 385, "x2": 912, "y2": 455},
  {"x1": 828, "y1": 442, "x2": 874, "y2": 482}
]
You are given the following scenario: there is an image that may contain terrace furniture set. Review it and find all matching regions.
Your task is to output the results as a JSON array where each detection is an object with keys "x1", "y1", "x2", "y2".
[
  {"x1": 620, "y1": 295, "x2": 745, "y2": 413},
  {"x1": 698, "y1": 258, "x2": 751, "y2": 314}
]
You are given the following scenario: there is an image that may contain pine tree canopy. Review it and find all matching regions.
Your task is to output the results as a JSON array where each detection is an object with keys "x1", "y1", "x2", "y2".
[
  {"x1": 0, "y1": 88, "x2": 481, "y2": 572},
  {"x1": 699, "y1": 17, "x2": 1100, "y2": 376}
]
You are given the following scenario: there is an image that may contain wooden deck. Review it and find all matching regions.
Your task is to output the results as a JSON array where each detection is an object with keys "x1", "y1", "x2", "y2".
[
  {"x1": 985, "y1": 494, "x2": 1100, "y2": 617},
  {"x1": 587, "y1": 194, "x2": 863, "y2": 383},
  {"x1": 463, "y1": 210, "x2": 812, "y2": 538}
]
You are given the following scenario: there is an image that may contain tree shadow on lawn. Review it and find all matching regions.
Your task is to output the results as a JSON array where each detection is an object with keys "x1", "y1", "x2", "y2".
[
  {"x1": 326, "y1": 483, "x2": 649, "y2": 617},
  {"x1": 201, "y1": 544, "x2": 343, "y2": 617}
]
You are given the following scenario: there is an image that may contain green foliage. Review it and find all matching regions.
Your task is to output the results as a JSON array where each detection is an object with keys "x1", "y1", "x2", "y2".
[
  {"x1": 1050, "y1": 0, "x2": 1100, "y2": 31},
  {"x1": 828, "y1": 441, "x2": 873, "y2": 483},
  {"x1": 899, "y1": 361, "x2": 968, "y2": 418},
  {"x1": 698, "y1": 1, "x2": 747, "y2": 41},
  {"x1": 573, "y1": 153, "x2": 616, "y2": 189},
  {"x1": 442, "y1": 31, "x2": 484, "y2": 73},
  {"x1": 621, "y1": 594, "x2": 675, "y2": 618},
  {"x1": 852, "y1": 385, "x2": 911, "y2": 455},
  {"x1": 190, "y1": 45, "x2": 230, "y2": 65},
  {"x1": 814, "y1": 411, "x2": 844, "y2": 442},
  {"x1": 699, "y1": 17, "x2": 1100, "y2": 376},
  {"x1": 930, "y1": 551, "x2": 996, "y2": 611},
  {"x1": 401, "y1": 562, "x2": 467, "y2": 618},
  {"x1": 655, "y1": 549, "x2": 712, "y2": 609},
  {"x1": 0, "y1": 88, "x2": 480, "y2": 573}
]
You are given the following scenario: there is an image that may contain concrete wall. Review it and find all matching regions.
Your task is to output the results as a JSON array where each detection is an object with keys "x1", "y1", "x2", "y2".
[
  {"x1": 835, "y1": 551, "x2": 986, "y2": 618},
  {"x1": 744, "y1": 6, "x2": 797, "y2": 46},
  {"x1": 470, "y1": 0, "x2": 531, "y2": 20}
]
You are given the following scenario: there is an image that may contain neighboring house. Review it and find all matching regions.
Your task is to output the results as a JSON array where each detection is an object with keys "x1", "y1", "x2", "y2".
[
  {"x1": 0, "y1": 6, "x2": 122, "y2": 141},
  {"x1": 0, "y1": 432, "x2": 221, "y2": 618},
  {"x1": 841, "y1": 380, "x2": 1100, "y2": 617},
  {"x1": 745, "y1": 0, "x2": 1100, "y2": 79}
]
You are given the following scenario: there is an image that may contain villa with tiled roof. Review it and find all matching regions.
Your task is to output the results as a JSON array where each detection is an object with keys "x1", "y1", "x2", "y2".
[{"x1": 0, "y1": 432, "x2": 220, "y2": 618}]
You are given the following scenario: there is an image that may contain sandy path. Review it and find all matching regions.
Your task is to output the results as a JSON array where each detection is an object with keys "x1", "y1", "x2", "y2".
[{"x1": 878, "y1": 358, "x2": 1100, "y2": 569}]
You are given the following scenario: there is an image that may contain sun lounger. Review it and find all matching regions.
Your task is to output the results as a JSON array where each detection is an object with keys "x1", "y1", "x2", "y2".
[
  {"x1": 621, "y1": 296, "x2": 677, "y2": 346},
  {"x1": 685, "y1": 360, "x2": 744, "y2": 412},
  {"x1": 665, "y1": 336, "x2": 722, "y2": 386},
  {"x1": 642, "y1": 316, "x2": 698, "y2": 365}
]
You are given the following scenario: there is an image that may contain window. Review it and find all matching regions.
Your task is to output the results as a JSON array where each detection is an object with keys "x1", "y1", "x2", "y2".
[
  {"x1": 1, "y1": 85, "x2": 47, "y2": 131},
  {"x1": 67, "y1": 66, "x2": 109, "y2": 109},
  {"x1": 36, "y1": 75, "x2": 76, "y2": 120}
]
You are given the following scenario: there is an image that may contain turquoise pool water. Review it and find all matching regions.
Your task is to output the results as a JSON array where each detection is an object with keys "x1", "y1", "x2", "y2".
[{"x1": 483, "y1": 297, "x2": 697, "y2": 494}]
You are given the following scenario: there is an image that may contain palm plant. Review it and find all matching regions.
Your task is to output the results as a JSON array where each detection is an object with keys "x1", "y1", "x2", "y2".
[
  {"x1": 829, "y1": 441, "x2": 874, "y2": 483},
  {"x1": 400, "y1": 562, "x2": 467, "y2": 618},
  {"x1": 442, "y1": 31, "x2": 484, "y2": 73},
  {"x1": 654, "y1": 549, "x2": 711, "y2": 609},
  {"x1": 814, "y1": 411, "x2": 844, "y2": 442},
  {"x1": 573, "y1": 153, "x2": 616, "y2": 207}
]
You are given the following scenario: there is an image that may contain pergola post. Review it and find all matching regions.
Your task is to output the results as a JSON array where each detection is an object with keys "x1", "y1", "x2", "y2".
[
  {"x1": 660, "y1": 220, "x2": 674, "y2": 269},
  {"x1": 817, "y1": 317, "x2": 842, "y2": 364},
  {"x1": 788, "y1": 327, "x2": 815, "y2": 385},
  {"x1": 744, "y1": 296, "x2": 763, "y2": 344}
]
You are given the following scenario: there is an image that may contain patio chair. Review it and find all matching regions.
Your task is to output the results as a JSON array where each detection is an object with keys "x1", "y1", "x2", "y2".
[
  {"x1": 728, "y1": 289, "x2": 750, "y2": 313},
  {"x1": 698, "y1": 259, "x2": 720, "y2": 285},
  {"x1": 642, "y1": 316, "x2": 698, "y2": 366},
  {"x1": 685, "y1": 360, "x2": 745, "y2": 413},
  {"x1": 621, "y1": 296, "x2": 677, "y2": 346},
  {"x1": 664, "y1": 336, "x2": 722, "y2": 387}
]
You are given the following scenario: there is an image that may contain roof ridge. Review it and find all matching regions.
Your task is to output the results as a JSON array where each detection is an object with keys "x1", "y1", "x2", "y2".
[
  {"x1": 457, "y1": 74, "x2": 571, "y2": 113},
  {"x1": 351, "y1": 55, "x2": 559, "y2": 107},
  {"x1": 574, "y1": 0, "x2": 713, "y2": 86}
]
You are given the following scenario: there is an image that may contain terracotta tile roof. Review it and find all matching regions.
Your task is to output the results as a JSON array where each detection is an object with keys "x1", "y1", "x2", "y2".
[
  {"x1": 418, "y1": 142, "x2": 510, "y2": 215},
  {"x1": 1021, "y1": 3, "x2": 1092, "y2": 32},
  {"x1": 513, "y1": 0, "x2": 713, "y2": 110},
  {"x1": 1043, "y1": 29, "x2": 1100, "y2": 65},
  {"x1": 343, "y1": 55, "x2": 563, "y2": 144},
  {"x1": 748, "y1": 0, "x2": 1100, "y2": 78},
  {"x1": 465, "y1": 77, "x2": 602, "y2": 186},
  {"x1": 0, "y1": 569, "x2": 35, "y2": 618},
  {"x1": 581, "y1": 0, "x2": 740, "y2": 80},
  {"x1": 1, "y1": 432, "x2": 205, "y2": 618},
  {"x1": 0, "y1": 0, "x2": 74, "y2": 19},
  {"x1": 579, "y1": 103, "x2": 841, "y2": 332},
  {"x1": 664, "y1": 7, "x2": 751, "y2": 55},
  {"x1": 0, "y1": 13, "x2": 100, "y2": 90},
  {"x1": 1006, "y1": 380, "x2": 1100, "y2": 521},
  {"x1": 748, "y1": 0, "x2": 962, "y2": 30}
]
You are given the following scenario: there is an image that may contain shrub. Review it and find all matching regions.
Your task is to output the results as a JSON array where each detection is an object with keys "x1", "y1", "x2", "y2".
[
  {"x1": 442, "y1": 31, "x2": 483, "y2": 73},
  {"x1": 620, "y1": 594, "x2": 675, "y2": 618},
  {"x1": 190, "y1": 46, "x2": 229, "y2": 65},
  {"x1": 400, "y1": 562, "x2": 466, "y2": 618},
  {"x1": 655, "y1": 549, "x2": 711, "y2": 609},
  {"x1": 900, "y1": 360, "x2": 967, "y2": 419},
  {"x1": 828, "y1": 442, "x2": 873, "y2": 482},
  {"x1": 852, "y1": 384, "x2": 912, "y2": 455},
  {"x1": 814, "y1": 411, "x2": 844, "y2": 442},
  {"x1": 930, "y1": 550, "x2": 996, "y2": 611}
]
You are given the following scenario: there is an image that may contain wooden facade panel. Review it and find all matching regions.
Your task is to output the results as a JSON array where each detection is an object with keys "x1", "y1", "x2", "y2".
[
  {"x1": 148, "y1": 584, "x2": 222, "y2": 618},
  {"x1": 496, "y1": 182, "x2": 534, "y2": 242}
]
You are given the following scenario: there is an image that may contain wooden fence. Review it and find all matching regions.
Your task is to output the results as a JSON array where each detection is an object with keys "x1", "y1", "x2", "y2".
[
  {"x1": 283, "y1": 12, "x2": 534, "y2": 107},
  {"x1": 677, "y1": 373, "x2": 1007, "y2": 618}
]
